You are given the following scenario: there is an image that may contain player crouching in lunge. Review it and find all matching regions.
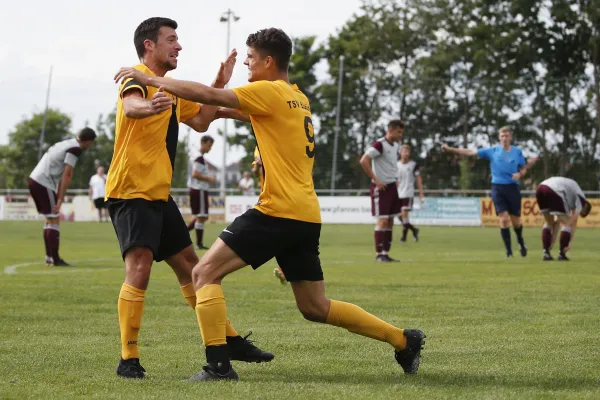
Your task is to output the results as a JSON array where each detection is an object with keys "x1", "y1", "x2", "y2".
[{"x1": 536, "y1": 177, "x2": 592, "y2": 261}]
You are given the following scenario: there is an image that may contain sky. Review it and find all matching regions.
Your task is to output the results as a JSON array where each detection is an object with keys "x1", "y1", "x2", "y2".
[{"x1": 1, "y1": 0, "x2": 361, "y2": 167}]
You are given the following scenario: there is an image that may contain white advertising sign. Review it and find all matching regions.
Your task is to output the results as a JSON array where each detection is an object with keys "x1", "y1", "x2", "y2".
[{"x1": 226, "y1": 196, "x2": 481, "y2": 225}]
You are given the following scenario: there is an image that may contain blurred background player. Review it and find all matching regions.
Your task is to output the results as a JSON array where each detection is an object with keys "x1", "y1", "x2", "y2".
[
  {"x1": 237, "y1": 171, "x2": 255, "y2": 195},
  {"x1": 442, "y1": 127, "x2": 532, "y2": 258},
  {"x1": 187, "y1": 135, "x2": 216, "y2": 250},
  {"x1": 89, "y1": 166, "x2": 108, "y2": 222},
  {"x1": 251, "y1": 146, "x2": 265, "y2": 192},
  {"x1": 28, "y1": 128, "x2": 96, "y2": 266},
  {"x1": 360, "y1": 120, "x2": 405, "y2": 262},
  {"x1": 396, "y1": 144, "x2": 424, "y2": 243},
  {"x1": 535, "y1": 177, "x2": 593, "y2": 261}
]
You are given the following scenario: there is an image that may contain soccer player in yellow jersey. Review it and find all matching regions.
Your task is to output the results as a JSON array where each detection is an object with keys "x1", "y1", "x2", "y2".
[
  {"x1": 107, "y1": 17, "x2": 273, "y2": 379},
  {"x1": 115, "y1": 27, "x2": 425, "y2": 382}
]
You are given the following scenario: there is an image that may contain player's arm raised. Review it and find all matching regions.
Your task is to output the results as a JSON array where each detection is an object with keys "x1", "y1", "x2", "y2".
[
  {"x1": 215, "y1": 107, "x2": 251, "y2": 123},
  {"x1": 183, "y1": 49, "x2": 238, "y2": 132},
  {"x1": 441, "y1": 144, "x2": 478, "y2": 157},
  {"x1": 115, "y1": 68, "x2": 241, "y2": 110}
]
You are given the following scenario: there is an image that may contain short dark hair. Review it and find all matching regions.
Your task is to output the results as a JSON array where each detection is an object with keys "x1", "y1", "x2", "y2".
[
  {"x1": 78, "y1": 127, "x2": 96, "y2": 142},
  {"x1": 134, "y1": 17, "x2": 178, "y2": 59},
  {"x1": 388, "y1": 120, "x2": 404, "y2": 130},
  {"x1": 581, "y1": 200, "x2": 593, "y2": 218},
  {"x1": 200, "y1": 135, "x2": 214, "y2": 144},
  {"x1": 246, "y1": 28, "x2": 292, "y2": 71}
]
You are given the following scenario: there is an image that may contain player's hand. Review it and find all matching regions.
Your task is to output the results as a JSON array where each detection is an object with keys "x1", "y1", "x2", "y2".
[
  {"x1": 209, "y1": 176, "x2": 217, "y2": 184},
  {"x1": 441, "y1": 143, "x2": 449, "y2": 152},
  {"x1": 150, "y1": 87, "x2": 173, "y2": 114},
  {"x1": 52, "y1": 200, "x2": 62, "y2": 214},
  {"x1": 214, "y1": 49, "x2": 237, "y2": 88},
  {"x1": 512, "y1": 172, "x2": 522, "y2": 181},
  {"x1": 114, "y1": 67, "x2": 150, "y2": 85},
  {"x1": 374, "y1": 179, "x2": 386, "y2": 191},
  {"x1": 420, "y1": 194, "x2": 425, "y2": 203}
]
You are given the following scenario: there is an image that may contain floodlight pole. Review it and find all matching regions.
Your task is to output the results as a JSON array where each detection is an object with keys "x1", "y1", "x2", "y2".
[
  {"x1": 219, "y1": 9, "x2": 239, "y2": 197},
  {"x1": 330, "y1": 55, "x2": 344, "y2": 195},
  {"x1": 38, "y1": 65, "x2": 53, "y2": 160}
]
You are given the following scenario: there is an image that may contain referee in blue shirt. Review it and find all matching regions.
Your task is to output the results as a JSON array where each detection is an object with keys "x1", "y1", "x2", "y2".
[{"x1": 442, "y1": 127, "x2": 534, "y2": 258}]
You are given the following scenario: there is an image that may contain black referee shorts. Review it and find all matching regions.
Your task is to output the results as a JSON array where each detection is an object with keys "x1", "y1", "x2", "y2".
[
  {"x1": 107, "y1": 196, "x2": 192, "y2": 262},
  {"x1": 219, "y1": 209, "x2": 324, "y2": 282}
]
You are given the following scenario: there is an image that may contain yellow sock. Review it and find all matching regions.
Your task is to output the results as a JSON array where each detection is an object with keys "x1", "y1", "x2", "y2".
[
  {"x1": 118, "y1": 283, "x2": 146, "y2": 360},
  {"x1": 181, "y1": 282, "x2": 239, "y2": 337},
  {"x1": 180, "y1": 282, "x2": 197, "y2": 308},
  {"x1": 225, "y1": 320, "x2": 239, "y2": 337},
  {"x1": 326, "y1": 300, "x2": 406, "y2": 350},
  {"x1": 195, "y1": 284, "x2": 228, "y2": 346}
]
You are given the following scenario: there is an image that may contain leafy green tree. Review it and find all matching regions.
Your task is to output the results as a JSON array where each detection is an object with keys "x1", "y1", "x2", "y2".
[{"x1": 0, "y1": 109, "x2": 72, "y2": 189}]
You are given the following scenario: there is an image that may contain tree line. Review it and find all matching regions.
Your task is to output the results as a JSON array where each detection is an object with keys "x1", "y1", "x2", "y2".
[{"x1": 2, "y1": 0, "x2": 599, "y2": 191}]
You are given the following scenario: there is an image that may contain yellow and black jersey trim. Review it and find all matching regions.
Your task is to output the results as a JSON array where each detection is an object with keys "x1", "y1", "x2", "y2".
[{"x1": 120, "y1": 79, "x2": 148, "y2": 99}]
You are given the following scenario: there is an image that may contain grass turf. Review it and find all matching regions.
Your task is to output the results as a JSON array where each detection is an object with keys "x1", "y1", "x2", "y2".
[{"x1": 0, "y1": 221, "x2": 599, "y2": 399}]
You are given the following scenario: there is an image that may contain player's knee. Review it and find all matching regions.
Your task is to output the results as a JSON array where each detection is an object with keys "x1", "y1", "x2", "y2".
[
  {"x1": 297, "y1": 301, "x2": 329, "y2": 323},
  {"x1": 191, "y1": 259, "x2": 222, "y2": 286},
  {"x1": 299, "y1": 308, "x2": 327, "y2": 323}
]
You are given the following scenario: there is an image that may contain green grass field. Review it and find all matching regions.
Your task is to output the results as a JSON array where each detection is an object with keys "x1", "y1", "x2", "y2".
[{"x1": 1, "y1": 221, "x2": 599, "y2": 399}]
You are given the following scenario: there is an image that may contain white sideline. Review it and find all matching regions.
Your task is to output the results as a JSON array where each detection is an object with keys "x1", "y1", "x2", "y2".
[
  {"x1": 4, "y1": 257, "x2": 486, "y2": 275},
  {"x1": 3, "y1": 258, "x2": 119, "y2": 275}
]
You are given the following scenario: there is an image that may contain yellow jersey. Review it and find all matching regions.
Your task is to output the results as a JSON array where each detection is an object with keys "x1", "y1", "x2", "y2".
[
  {"x1": 232, "y1": 80, "x2": 320, "y2": 223},
  {"x1": 105, "y1": 64, "x2": 200, "y2": 201}
]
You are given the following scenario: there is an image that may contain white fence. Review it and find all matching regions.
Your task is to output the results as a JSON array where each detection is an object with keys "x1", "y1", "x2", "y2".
[{"x1": 2, "y1": 190, "x2": 599, "y2": 227}]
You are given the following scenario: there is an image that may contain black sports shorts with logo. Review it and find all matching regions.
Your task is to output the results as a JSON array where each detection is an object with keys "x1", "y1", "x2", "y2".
[
  {"x1": 107, "y1": 196, "x2": 191, "y2": 262},
  {"x1": 219, "y1": 208, "x2": 324, "y2": 282}
]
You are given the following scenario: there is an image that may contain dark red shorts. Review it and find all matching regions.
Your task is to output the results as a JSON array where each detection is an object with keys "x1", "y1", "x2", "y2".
[
  {"x1": 536, "y1": 184, "x2": 567, "y2": 215},
  {"x1": 370, "y1": 182, "x2": 401, "y2": 217},
  {"x1": 28, "y1": 178, "x2": 58, "y2": 217},
  {"x1": 399, "y1": 197, "x2": 414, "y2": 211},
  {"x1": 189, "y1": 188, "x2": 209, "y2": 217}
]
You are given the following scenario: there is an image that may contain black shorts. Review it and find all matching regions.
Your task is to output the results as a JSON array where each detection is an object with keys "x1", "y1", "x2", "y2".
[
  {"x1": 491, "y1": 184, "x2": 522, "y2": 216},
  {"x1": 93, "y1": 197, "x2": 106, "y2": 209},
  {"x1": 107, "y1": 196, "x2": 192, "y2": 262},
  {"x1": 219, "y1": 209, "x2": 323, "y2": 282}
]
